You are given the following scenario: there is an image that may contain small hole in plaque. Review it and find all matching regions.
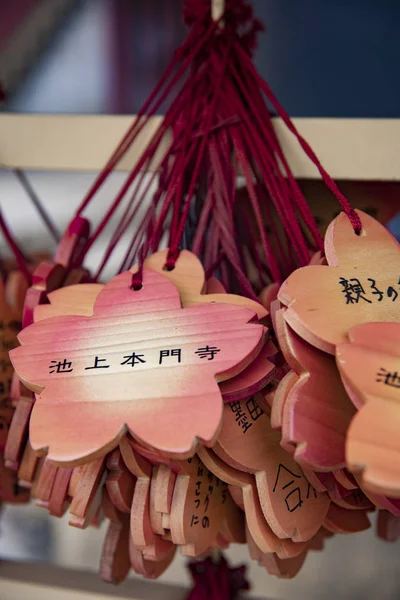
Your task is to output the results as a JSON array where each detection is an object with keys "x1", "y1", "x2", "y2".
[{"x1": 163, "y1": 263, "x2": 175, "y2": 272}]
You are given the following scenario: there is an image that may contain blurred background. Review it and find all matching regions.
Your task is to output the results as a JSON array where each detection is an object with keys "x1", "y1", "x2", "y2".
[
  {"x1": 2, "y1": 0, "x2": 400, "y2": 117},
  {"x1": 0, "y1": 1, "x2": 400, "y2": 598}
]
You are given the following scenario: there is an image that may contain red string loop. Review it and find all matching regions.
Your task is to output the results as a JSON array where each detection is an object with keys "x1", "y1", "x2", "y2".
[
  {"x1": 165, "y1": 247, "x2": 180, "y2": 271},
  {"x1": 66, "y1": 0, "x2": 360, "y2": 294},
  {"x1": 130, "y1": 268, "x2": 143, "y2": 291}
]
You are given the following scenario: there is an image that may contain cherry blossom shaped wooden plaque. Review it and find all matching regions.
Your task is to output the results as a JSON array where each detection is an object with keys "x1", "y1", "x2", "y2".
[
  {"x1": 119, "y1": 436, "x2": 174, "y2": 560},
  {"x1": 214, "y1": 400, "x2": 330, "y2": 542},
  {"x1": 246, "y1": 526, "x2": 308, "y2": 579},
  {"x1": 5, "y1": 267, "x2": 90, "y2": 472},
  {"x1": 10, "y1": 269, "x2": 264, "y2": 465},
  {"x1": 336, "y1": 322, "x2": 400, "y2": 497},
  {"x1": 278, "y1": 211, "x2": 400, "y2": 354},
  {"x1": 169, "y1": 455, "x2": 245, "y2": 557},
  {"x1": 198, "y1": 447, "x2": 309, "y2": 559},
  {"x1": 149, "y1": 464, "x2": 174, "y2": 536},
  {"x1": 219, "y1": 340, "x2": 276, "y2": 403},
  {"x1": 140, "y1": 251, "x2": 275, "y2": 401},
  {"x1": 273, "y1": 307, "x2": 355, "y2": 471},
  {"x1": 100, "y1": 512, "x2": 131, "y2": 584},
  {"x1": 323, "y1": 503, "x2": 371, "y2": 534},
  {"x1": 48, "y1": 466, "x2": 73, "y2": 517},
  {"x1": 198, "y1": 446, "x2": 282, "y2": 555},
  {"x1": 129, "y1": 535, "x2": 176, "y2": 579},
  {"x1": 106, "y1": 448, "x2": 135, "y2": 514},
  {"x1": 68, "y1": 456, "x2": 106, "y2": 528},
  {"x1": 33, "y1": 252, "x2": 274, "y2": 405},
  {"x1": 0, "y1": 276, "x2": 22, "y2": 407},
  {"x1": 141, "y1": 249, "x2": 268, "y2": 320}
]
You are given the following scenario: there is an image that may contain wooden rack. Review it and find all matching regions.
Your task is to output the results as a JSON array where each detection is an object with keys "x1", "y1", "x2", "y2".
[{"x1": 1, "y1": 114, "x2": 400, "y2": 180}]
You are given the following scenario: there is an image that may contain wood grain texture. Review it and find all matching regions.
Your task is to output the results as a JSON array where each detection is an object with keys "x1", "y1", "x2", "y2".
[
  {"x1": 214, "y1": 400, "x2": 330, "y2": 541},
  {"x1": 337, "y1": 322, "x2": 400, "y2": 497},
  {"x1": 169, "y1": 455, "x2": 245, "y2": 557},
  {"x1": 0, "y1": 275, "x2": 22, "y2": 404},
  {"x1": 11, "y1": 269, "x2": 264, "y2": 464},
  {"x1": 34, "y1": 283, "x2": 101, "y2": 321},
  {"x1": 246, "y1": 526, "x2": 308, "y2": 579},
  {"x1": 4, "y1": 388, "x2": 34, "y2": 470},
  {"x1": 48, "y1": 466, "x2": 72, "y2": 517},
  {"x1": 5, "y1": 265, "x2": 90, "y2": 474},
  {"x1": 149, "y1": 466, "x2": 168, "y2": 536},
  {"x1": 141, "y1": 249, "x2": 268, "y2": 320},
  {"x1": 23, "y1": 262, "x2": 66, "y2": 329},
  {"x1": 106, "y1": 448, "x2": 135, "y2": 514},
  {"x1": 198, "y1": 447, "x2": 306, "y2": 558},
  {"x1": 273, "y1": 307, "x2": 355, "y2": 471},
  {"x1": 68, "y1": 457, "x2": 106, "y2": 528},
  {"x1": 278, "y1": 210, "x2": 400, "y2": 354},
  {"x1": 17, "y1": 440, "x2": 39, "y2": 488},
  {"x1": 33, "y1": 458, "x2": 58, "y2": 507},
  {"x1": 53, "y1": 216, "x2": 90, "y2": 270},
  {"x1": 100, "y1": 512, "x2": 131, "y2": 584},
  {"x1": 323, "y1": 503, "x2": 371, "y2": 534},
  {"x1": 0, "y1": 273, "x2": 24, "y2": 504},
  {"x1": 129, "y1": 535, "x2": 176, "y2": 579},
  {"x1": 120, "y1": 437, "x2": 174, "y2": 560},
  {"x1": 219, "y1": 340, "x2": 275, "y2": 402}
]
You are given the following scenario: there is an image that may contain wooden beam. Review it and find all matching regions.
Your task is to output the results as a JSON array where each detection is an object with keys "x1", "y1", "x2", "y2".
[
  {"x1": 0, "y1": 114, "x2": 399, "y2": 180},
  {"x1": 0, "y1": 560, "x2": 269, "y2": 600},
  {"x1": 0, "y1": 560, "x2": 186, "y2": 600}
]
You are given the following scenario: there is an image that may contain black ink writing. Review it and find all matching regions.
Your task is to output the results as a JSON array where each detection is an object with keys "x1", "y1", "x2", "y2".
[
  {"x1": 85, "y1": 356, "x2": 110, "y2": 370},
  {"x1": 49, "y1": 359, "x2": 73, "y2": 374},
  {"x1": 159, "y1": 348, "x2": 181, "y2": 364},
  {"x1": 195, "y1": 345, "x2": 221, "y2": 360},
  {"x1": 120, "y1": 353, "x2": 146, "y2": 367},
  {"x1": 376, "y1": 367, "x2": 400, "y2": 389}
]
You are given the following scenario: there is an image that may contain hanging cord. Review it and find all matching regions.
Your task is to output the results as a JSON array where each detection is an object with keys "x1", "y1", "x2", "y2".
[
  {"x1": 234, "y1": 41, "x2": 362, "y2": 234},
  {"x1": 163, "y1": 38, "x2": 234, "y2": 272},
  {"x1": 72, "y1": 20, "x2": 218, "y2": 272},
  {"x1": 74, "y1": 20, "x2": 218, "y2": 221},
  {"x1": 14, "y1": 170, "x2": 60, "y2": 243},
  {"x1": 0, "y1": 211, "x2": 31, "y2": 285},
  {"x1": 227, "y1": 54, "x2": 324, "y2": 252}
]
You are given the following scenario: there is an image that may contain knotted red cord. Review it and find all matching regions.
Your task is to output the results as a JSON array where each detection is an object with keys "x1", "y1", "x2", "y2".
[
  {"x1": 185, "y1": 555, "x2": 250, "y2": 600},
  {"x1": 65, "y1": 0, "x2": 360, "y2": 294}
]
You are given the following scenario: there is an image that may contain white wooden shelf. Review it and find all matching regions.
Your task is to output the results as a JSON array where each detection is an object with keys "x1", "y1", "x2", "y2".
[
  {"x1": 1, "y1": 114, "x2": 399, "y2": 180},
  {"x1": 0, "y1": 560, "x2": 187, "y2": 600},
  {"x1": 0, "y1": 560, "x2": 268, "y2": 600}
]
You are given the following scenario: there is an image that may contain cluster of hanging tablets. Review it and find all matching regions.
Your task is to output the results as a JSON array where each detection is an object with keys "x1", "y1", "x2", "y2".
[{"x1": 1, "y1": 206, "x2": 399, "y2": 584}]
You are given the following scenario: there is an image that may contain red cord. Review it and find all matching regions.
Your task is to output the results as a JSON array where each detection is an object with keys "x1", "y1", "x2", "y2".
[{"x1": 0, "y1": 212, "x2": 31, "y2": 285}]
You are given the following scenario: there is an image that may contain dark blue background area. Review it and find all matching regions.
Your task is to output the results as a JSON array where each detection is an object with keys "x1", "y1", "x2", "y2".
[
  {"x1": 4, "y1": 0, "x2": 400, "y2": 118},
  {"x1": 253, "y1": 0, "x2": 400, "y2": 117}
]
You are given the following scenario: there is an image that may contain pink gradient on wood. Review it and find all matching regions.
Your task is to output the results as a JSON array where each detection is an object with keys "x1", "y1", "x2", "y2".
[
  {"x1": 337, "y1": 322, "x2": 400, "y2": 498},
  {"x1": 11, "y1": 269, "x2": 264, "y2": 464},
  {"x1": 273, "y1": 307, "x2": 355, "y2": 471}
]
